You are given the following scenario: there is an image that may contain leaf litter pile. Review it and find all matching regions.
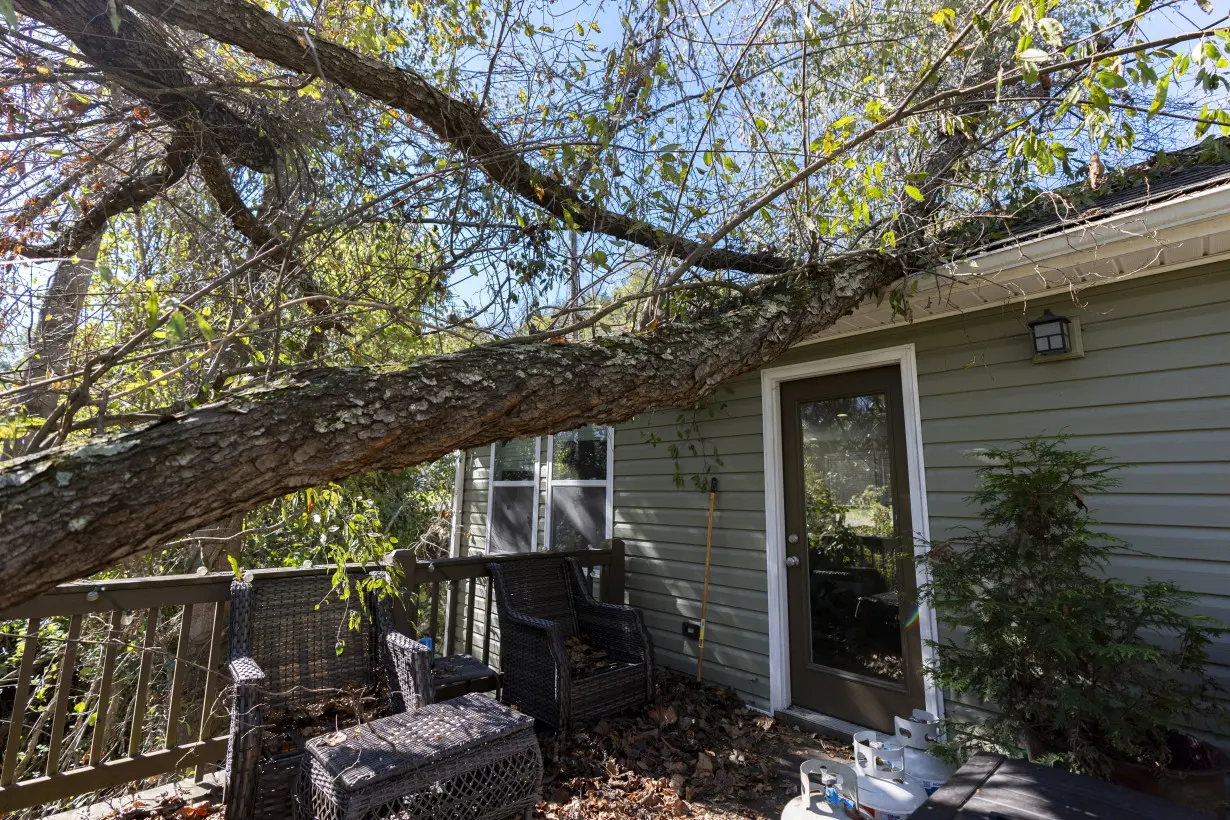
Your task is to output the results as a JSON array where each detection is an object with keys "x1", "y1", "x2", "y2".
[
  {"x1": 98, "y1": 795, "x2": 218, "y2": 820},
  {"x1": 566, "y1": 636, "x2": 623, "y2": 677},
  {"x1": 536, "y1": 669, "x2": 843, "y2": 819}
]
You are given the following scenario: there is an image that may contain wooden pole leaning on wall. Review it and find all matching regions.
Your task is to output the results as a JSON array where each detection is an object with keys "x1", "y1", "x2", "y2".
[{"x1": 697, "y1": 477, "x2": 718, "y2": 682}]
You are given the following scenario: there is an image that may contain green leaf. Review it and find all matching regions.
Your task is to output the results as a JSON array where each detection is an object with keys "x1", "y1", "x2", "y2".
[
  {"x1": 0, "y1": 0, "x2": 16, "y2": 28},
  {"x1": 904, "y1": 184, "x2": 924, "y2": 202},
  {"x1": 753, "y1": 114, "x2": 769, "y2": 133},
  {"x1": 1148, "y1": 75, "x2": 1170, "y2": 119},
  {"x1": 106, "y1": 0, "x2": 121, "y2": 32},
  {"x1": 929, "y1": 8, "x2": 955, "y2": 28},
  {"x1": 722, "y1": 155, "x2": 740, "y2": 172},
  {"x1": 1197, "y1": 0, "x2": 1213, "y2": 11},
  {"x1": 1018, "y1": 48, "x2": 1050, "y2": 65},
  {"x1": 226, "y1": 554, "x2": 243, "y2": 582},
  {"x1": 1098, "y1": 71, "x2": 1128, "y2": 90},
  {"x1": 168, "y1": 310, "x2": 187, "y2": 342},
  {"x1": 144, "y1": 292, "x2": 160, "y2": 331},
  {"x1": 1087, "y1": 84, "x2": 1111, "y2": 111},
  {"x1": 1037, "y1": 18, "x2": 1065, "y2": 47},
  {"x1": 196, "y1": 315, "x2": 215, "y2": 341}
]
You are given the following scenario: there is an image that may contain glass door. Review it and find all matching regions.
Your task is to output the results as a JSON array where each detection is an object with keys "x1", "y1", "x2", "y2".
[{"x1": 781, "y1": 365, "x2": 925, "y2": 730}]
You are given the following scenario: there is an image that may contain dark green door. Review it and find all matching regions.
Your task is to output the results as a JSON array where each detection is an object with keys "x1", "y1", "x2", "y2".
[{"x1": 781, "y1": 365, "x2": 925, "y2": 731}]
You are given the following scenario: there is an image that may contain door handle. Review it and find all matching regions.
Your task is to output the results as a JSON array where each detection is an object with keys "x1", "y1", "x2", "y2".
[{"x1": 785, "y1": 556, "x2": 800, "y2": 568}]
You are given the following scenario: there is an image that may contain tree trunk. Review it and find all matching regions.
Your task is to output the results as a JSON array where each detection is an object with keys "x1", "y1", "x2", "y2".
[
  {"x1": 21, "y1": 235, "x2": 103, "y2": 422},
  {"x1": 0, "y1": 251, "x2": 907, "y2": 610}
]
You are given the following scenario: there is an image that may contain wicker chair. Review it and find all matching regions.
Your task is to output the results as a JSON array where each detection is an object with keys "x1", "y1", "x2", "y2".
[
  {"x1": 487, "y1": 556, "x2": 653, "y2": 728},
  {"x1": 225, "y1": 573, "x2": 431, "y2": 820}
]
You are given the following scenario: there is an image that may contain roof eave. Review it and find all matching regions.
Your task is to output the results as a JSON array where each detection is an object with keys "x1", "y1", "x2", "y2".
[{"x1": 800, "y1": 180, "x2": 1230, "y2": 345}]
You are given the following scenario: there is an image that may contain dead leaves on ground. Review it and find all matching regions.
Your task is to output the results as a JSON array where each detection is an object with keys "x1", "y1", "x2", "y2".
[
  {"x1": 101, "y1": 796, "x2": 218, "y2": 820},
  {"x1": 537, "y1": 670, "x2": 839, "y2": 820}
]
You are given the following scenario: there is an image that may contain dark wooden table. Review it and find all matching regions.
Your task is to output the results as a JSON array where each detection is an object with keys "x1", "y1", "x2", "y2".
[{"x1": 914, "y1": 752, "x2": 1209, "y2": 820}]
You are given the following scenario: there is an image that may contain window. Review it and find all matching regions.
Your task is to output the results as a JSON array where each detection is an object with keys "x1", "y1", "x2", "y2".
[
  {"x1": 484, "y1": 427, "x2": 614, "y2": 553},
  {"x1": 546, "y1": 427, "x2": 613, "y2": 551},
  {"x1": 487, "y1": 438, "x2": 540, "y2": 553}
]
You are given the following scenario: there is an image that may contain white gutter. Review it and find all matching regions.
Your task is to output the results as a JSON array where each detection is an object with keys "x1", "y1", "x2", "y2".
[{"x1": 941, "y1": 180, "x2": 1230, "y2": 283}]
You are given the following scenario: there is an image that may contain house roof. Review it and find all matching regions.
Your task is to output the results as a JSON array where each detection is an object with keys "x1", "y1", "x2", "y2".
[
  {"x1": 979, "y1": 158, "x2": 1230, "y2": 252},
  {"x1": 803, "y1": 143, "x2": 1230, "y2": 345},
  {"x1": 973, "y1": 144, "x2": 1230, "y2": 253}
]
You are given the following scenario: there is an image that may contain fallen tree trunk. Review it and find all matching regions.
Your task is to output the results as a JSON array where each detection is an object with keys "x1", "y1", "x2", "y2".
[{"x1": 0, "y1": 251, "x2": 906, "y2": 610}]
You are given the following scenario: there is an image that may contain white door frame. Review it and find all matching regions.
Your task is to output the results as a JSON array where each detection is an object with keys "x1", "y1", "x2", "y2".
[{"x1": 760, "y1": 343, "x2": 943, "y2": 718}]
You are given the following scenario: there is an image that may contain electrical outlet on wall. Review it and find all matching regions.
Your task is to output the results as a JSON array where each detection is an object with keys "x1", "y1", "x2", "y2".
[{"x1": 682, "y1": 622, "x2": 700, "y2": 641}]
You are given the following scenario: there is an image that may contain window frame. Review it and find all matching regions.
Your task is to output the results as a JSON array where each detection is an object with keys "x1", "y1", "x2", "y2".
[
  {"x1": 544, "y1": 426, "x2": 615, "y2": 550},
  {"x1": 485, "y1": 437, "x2": 541, "y2": 554}
]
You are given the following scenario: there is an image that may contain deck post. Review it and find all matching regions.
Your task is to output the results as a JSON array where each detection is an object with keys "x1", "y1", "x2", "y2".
[
  {"x1": 385, "y1": 549, "x2": 418, "y2": 637},
  {"x1": 603, "y1": 538, "x2": 626, "y2": 604}
]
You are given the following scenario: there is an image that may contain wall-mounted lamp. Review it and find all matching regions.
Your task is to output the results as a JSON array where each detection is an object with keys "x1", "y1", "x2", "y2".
[{"x1": 1028, "y1": 309, "x2": 1083, "y2": 362}]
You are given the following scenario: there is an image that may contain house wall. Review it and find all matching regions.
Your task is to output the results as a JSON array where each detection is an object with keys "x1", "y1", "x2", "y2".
[{"x1": 456, "y1": 262, "x2": 1230, "y2": 715}]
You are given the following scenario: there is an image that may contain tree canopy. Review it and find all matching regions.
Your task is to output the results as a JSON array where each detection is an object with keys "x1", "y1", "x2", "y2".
[{"x1": 0, "y1": 0, "x2": 1228, "y2": 608}]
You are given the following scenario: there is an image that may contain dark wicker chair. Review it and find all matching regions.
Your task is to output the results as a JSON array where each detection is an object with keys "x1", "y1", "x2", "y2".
[
  {"x1": 487, "y1": 556, "x2": 653, "y2": 728},
  {"x1": 225, "y1": 573, "x2": 431, "y2": 820}
]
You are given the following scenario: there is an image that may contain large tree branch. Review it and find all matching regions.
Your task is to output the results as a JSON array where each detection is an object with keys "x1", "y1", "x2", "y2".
[
  {"x1": 20, "y1": 131, "x2": 198, "y2": 260},
  {"x1": 15, "y1": 0, "x2": 276, "y2": 172},
  {"x1": 127, "y1": 0, "x2": 791, "y2": 275},
  {"x1": 0, "y1": 250, "x2": 908, "y2": 609}
]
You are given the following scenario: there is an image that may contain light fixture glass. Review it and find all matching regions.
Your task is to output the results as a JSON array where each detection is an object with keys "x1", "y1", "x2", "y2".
[{"x1": 1028, "y1": 309, "x2": 1071, "y2": 356}]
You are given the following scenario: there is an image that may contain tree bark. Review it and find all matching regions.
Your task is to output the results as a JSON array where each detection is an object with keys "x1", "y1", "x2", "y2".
[
  {"x1": 20, "y1": 235, "x2": 103, "y2": 422},
  {"x1": 0, "y1": 251, "x2": 907, "y2": 610},
  {"x1": 125, "y1": 0, "x2": 791, "y2": 275}
]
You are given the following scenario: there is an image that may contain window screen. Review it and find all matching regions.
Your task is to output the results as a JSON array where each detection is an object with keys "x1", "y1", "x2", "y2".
[
  {"x1": 489, "y1": 485, "x2": 536, "y2": 553},
  {"x1": 547, "y1": 426, "x2": 611, "y2": 550},
  {"x1": 550, "y1": 485, "x2": 607, "y2": 550},
  {"x1": 489, "y1": 437, "x2": 539, "y2": 553}
]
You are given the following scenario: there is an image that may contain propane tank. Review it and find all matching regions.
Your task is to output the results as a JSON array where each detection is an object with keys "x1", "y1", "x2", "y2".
[
  {"x1": 893, "y1": 710, "x2": 956, "y2": 796},
  {"x1": 781, "y1": 759, "x2": 861, "y2": 819},
  {"x1": 850, "y1": 731, "x2": 928, "y2": 820}
]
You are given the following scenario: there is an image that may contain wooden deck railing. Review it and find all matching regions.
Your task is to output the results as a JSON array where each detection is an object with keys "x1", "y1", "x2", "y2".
[
  {"x1": 0, "y1": 572, "x2": 232, "y2": 815},
  {"x1": 383, "y1": 540, "x2": 626, "y2": 663},
  {"x1": 0, "y1": 542, "x2": 625, "y2": 815}
]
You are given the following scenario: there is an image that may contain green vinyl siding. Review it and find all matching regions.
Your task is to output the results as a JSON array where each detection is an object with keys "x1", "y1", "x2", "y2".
[
  {"x1": 456, "y1": 262, "x2": 1230, "y2": 716},
  {"x1": 613, "y1": 374, "x2": 773, "y2": 708}
]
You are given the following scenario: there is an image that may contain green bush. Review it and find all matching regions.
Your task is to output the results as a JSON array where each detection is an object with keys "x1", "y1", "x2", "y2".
[{"x1": 920, "y1": 437, "x2": 1226, "y2": 777}]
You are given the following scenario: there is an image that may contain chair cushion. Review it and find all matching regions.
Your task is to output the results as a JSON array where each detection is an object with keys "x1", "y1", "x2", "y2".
[{"x1": 304, "y1": 693, "x2": 534, "y2": 791}]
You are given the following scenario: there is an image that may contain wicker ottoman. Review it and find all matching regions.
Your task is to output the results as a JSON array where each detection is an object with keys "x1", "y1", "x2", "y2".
[{"x1": 296, "y1": 693, "x2": 541, "y2": 820}]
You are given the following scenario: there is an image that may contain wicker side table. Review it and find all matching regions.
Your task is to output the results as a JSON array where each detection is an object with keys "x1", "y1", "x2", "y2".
[{"x1": 297, "y1": 693, "x2": 541, "y2": 820}]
